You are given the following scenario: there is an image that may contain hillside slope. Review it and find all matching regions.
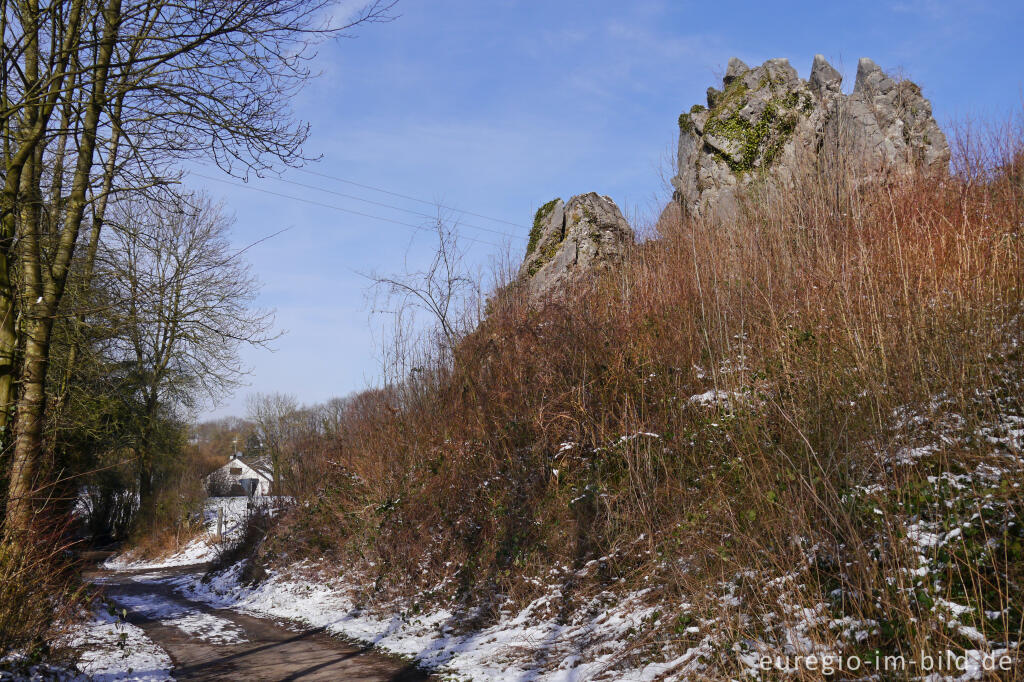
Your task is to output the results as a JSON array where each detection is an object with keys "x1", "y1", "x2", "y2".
[{"x1": 175, "y1": 112, "x2": 1024, "y2": 680}]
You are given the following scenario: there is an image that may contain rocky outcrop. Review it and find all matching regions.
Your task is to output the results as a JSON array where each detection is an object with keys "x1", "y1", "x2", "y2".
[
  {"x1": 672, "y1": 55, "x2": 949, "y2": 219},
  {"x1": 519, "y1": 193, "x2": 634, "y2": 299}
]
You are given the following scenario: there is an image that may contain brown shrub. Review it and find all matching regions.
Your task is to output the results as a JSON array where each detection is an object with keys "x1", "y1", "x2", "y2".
[
  {"x1": 263, "y1": 117, "x2": 1024, "y2": 672},
  {"x1": 0, "y1": 522, "x2": 88, "y2": 660}
]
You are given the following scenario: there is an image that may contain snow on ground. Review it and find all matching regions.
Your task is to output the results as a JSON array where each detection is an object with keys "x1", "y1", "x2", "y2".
[
  {"x1": 0, "y1": 607, "x2": 173, "y2": 682},
  {"x1": 165, "y1": 561, "x2": 709, "y2": 681},
  {"x1": 103, "y1": 532, "x2": 220, "y2": 570},
  {"x1": 106, "y1": 592, "x2": 247, "y2": 645},
  {"x1": 65, "y1": 607, "x2": 174, "y2": 681},
  {"x1": 104, "y1": 497, "x2": 274, "y2": 570}
]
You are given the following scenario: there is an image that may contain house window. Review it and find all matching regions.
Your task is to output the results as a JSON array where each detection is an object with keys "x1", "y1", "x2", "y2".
[{"x1": 230, "y1": 467, "x2": 242, "y2": 475}]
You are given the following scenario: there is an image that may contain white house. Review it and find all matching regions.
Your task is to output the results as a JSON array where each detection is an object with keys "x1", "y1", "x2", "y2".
[{"x1": 204, "y1": 453, "x2": 274, "y2": 497}]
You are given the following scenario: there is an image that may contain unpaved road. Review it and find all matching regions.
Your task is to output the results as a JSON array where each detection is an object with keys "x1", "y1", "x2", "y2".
[{"x1": 89, "y1": 566, "x2": 430, "y2": 681}]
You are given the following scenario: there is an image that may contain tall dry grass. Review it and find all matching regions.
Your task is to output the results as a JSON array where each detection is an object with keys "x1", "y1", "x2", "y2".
[
  {"x1": 261, "y1": 118, "x2": 1023, "y2": 676},
  {"x1": 0, "y1": 522, "x2": 87, "y2": 661}
]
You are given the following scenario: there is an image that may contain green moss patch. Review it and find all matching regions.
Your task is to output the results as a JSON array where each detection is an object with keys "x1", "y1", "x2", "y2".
[
  {"x1": 527, "y1": 236, "x2": 562, "y2": 277},
  {"x1": 525, "y1": 198, "x2": 565, "y2": 277},
  {"x1": 678, "y1": 113, "x2": 695, "y2": 134},
  {"x1": 527, "y1": 198, "x2": 561, "y2": 257},
  {"x1": 703, "y1": 89, "x2": 802, "y2": 173}
]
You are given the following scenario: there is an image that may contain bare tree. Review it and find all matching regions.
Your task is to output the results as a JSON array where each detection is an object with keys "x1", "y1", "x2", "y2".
[
  {"x1": 98, "y1": 192, "x2": 275, "y2": 516},
  {"x1": 2, "y1": 0, "x2": 397, "y2": 532},
  {"x1": 368, "y1": 212, "x2": 482, "y2": 380},
  {"x1": 317, "y1": 395, "x2": 353, "y2": 436},
  {"x1": 247, "y1": 392, "x2": 301, "y2": 496}
]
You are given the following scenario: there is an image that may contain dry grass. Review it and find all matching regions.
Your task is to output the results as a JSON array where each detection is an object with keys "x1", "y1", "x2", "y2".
[
  {"x1": 256, "y1": 119, "x2": 1024, "y2": 677},
  {"x1": 0, "y1": 522, "x2": 88, "y2": 661},
  {"x1": 121, "y1": 442, "x2": 217, "y2": 560}
]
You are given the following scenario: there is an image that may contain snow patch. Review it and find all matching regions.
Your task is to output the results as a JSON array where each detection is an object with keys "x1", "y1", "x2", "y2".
[
  {"x1": 108, "y1": 593, "x2": 246, "y2": 645},
  {"x1": 67, "y1": 607, "x2": 173, "y2": 681},
  {"x1": 169, "y1": 562, "x2": 709, "y2": 681}
]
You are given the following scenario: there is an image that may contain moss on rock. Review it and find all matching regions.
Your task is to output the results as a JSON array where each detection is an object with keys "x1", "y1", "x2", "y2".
[
  {"x1": 526, "y1": 198, "x2": 561, "y2": 257},
  {"x1": 703, "y1": 83, "x2": 802, "y2": 173},
  {"x1": 527, "y1": 237, "x2": 562, "y2": 277}
]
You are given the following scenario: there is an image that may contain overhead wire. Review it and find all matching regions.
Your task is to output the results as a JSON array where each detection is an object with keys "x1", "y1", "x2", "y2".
[
  {"x1": 189, "y1": 171, "x2": 509, "y2": 249},
  {"x1": 291, "y1": 167, "x2": 530, "y2": 230},
  {"x1": 263, "y1": 173, "x2": 525, "y2": 241}
]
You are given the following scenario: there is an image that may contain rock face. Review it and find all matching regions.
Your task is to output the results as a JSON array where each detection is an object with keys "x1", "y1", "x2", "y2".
[
  {"x1": 672, "y1": 55, "x2": 950, "y2": 219},
  {"x1": 519, "y1": 193, "x2": 634, "y2": 298}
]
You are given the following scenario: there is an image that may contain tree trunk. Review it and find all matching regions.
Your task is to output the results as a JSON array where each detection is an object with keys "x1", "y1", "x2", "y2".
[
  {"x1": 0, "y1": 0, "x2": 85, "y2": 452},
  {"x1": 4, "y1": 0, "x2": 119, "y2": 533},
  {"x1": 137, "y1": 459, "x2": 154, "y2": 527},
  {"x1": 0, "y1": 145, "x2": 37, "y2": 448},
  {"x1": 53, "y1": 91, "x2": 123, "y2": 414},
  {"x1": 3, "y1": 146, "x2": 45, "y2": 528},
  {"x1": 135, "y1": 395, "x2": 159, "y2": 526},
  {"x1": 4, "y1": 316, "x2": 52, "y2": 530},
  {"x1": 0, "y1": 252, "x2": 17, "y2": 447}
]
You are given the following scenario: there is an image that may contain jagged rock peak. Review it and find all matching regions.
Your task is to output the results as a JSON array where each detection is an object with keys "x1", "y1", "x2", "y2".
[
  {"x1": 724, "y1": 57, "x2": 749, "y2": 84},
  {"x1": 854, "y1": 57, "x2": 885, "y2": 93},
  {"x1": 518, "y1": 193, "x2": 634, "y2": 299},
  {"x1": 810, "y1": 54, "x2": 842, "y2": 95},
  {"x1": 672, "y1": 55, "x2": 950, "y2": 220}
]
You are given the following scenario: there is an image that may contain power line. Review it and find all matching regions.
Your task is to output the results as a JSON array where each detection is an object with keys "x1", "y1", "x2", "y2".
[
  {"x1": 189, "y1": 172, "x2": 508, "y2": 249},
  {"x1": 192, "y1": 163, "x2": 528, "y2": 242},
  {"x1": 265, "y1": 174, "x2": 525, "y2": 241},
  {"x1": 292, "y1": 167, "x2": 530, "y2": 230}
]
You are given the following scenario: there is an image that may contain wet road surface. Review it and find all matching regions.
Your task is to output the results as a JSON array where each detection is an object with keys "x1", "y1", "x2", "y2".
[{"x1": 89, "y1": 565, "x2": 430, "y2": 682}]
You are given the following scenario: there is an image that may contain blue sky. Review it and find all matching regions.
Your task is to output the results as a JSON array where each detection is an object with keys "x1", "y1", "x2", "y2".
[{"x1": 193, "y1": 0, "x2": 1023, "y2": 419}]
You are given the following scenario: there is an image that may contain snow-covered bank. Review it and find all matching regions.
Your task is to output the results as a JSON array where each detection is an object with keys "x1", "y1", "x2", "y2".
[
  {"x1": 0, "y1": 607, "x2": 173, "y2": 682},
  {"x1": 155, "y1": 428, "x2": 1022, "y2": 681},
  {"x1": 166, "y1": 561, "x2": 707, "y2": 681},
  {"x1": 104, "y1": 496, "x2": 278, "y2": 570},
  {"x1": 95, "y1": 409, "x2": 1022, "y2": 680}
]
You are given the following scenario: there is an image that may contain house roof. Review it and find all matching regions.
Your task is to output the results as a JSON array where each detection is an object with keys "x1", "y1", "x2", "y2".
[
  {"x1": 249, "y1": 459, "x2": 273, "y2": 480},
  {"x1": 209, "y1": 456, "x2": 273, "y2": 482}
]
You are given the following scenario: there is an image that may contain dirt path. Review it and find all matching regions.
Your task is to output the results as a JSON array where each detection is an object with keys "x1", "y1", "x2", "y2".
[{"x1": 89, "y1": 566, "x2": 430, "y2": 681}]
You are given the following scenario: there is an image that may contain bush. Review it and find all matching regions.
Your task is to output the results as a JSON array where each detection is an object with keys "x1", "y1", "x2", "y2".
[
  {"x1": 254, "y1": 118, "x2": 1024, "y2": 674},
  {"x1": 0, "y1": 524, "x2": 87, "y2": 660},
  {"x1": 207, "y1": 505, "x2": 273, "y2": 584}
]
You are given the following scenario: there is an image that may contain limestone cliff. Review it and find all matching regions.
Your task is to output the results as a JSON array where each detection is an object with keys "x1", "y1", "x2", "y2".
[
  {"x1": 672, "y1": 55, "x2": 949, "y2": 219},
  {"x1": 519, "y1": 193, "x2": 634, "y2": 299}
]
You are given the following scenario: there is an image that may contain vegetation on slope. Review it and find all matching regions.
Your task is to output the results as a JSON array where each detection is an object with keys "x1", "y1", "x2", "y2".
[{"x1": 242, "y1": 121, "x2": 1024, "y2": 676}]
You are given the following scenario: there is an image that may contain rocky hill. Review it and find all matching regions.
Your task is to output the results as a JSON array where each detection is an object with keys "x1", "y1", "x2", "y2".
[
  {"x1": 672, "y1": 55, "x2": 950, "y2": 218},
  {"x1": 100, "y1": 54, "x2": 1024, "y2": 682},
  {"x1": 518, "y1": 193, "x2": 634, "y2": 299},
  {"x1": 518, "y1": 56, "x2": 951, "y2": 298}
]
